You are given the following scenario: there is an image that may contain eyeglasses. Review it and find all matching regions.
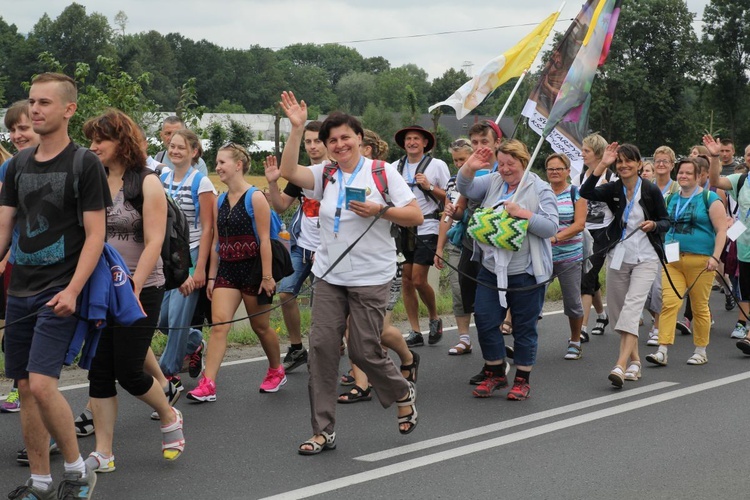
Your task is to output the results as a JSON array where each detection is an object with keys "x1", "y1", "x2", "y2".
[
  {"x1": 450, "y1": 138, "x2": 471, "y2": 149},
  {"x1": 222, "y1": 141, "x2": 251, "y2": 161},
  {"x1": 654, "y1": 159, "x2": 672, "y2": 165},
  {"x1": 545, "y1": 168, "x2": 566, "y2": 173}
]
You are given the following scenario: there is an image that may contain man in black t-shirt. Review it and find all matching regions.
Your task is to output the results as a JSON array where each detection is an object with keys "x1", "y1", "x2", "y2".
[
  {"x1": 0, "y1": 73, "x2": 110, "y2": 499},
  {"x1": 265, "y1": 120, "x2": 328, "y2": 371},
  {"x1": 720, "y1": 138, "x2": 738, "y2": 176}
]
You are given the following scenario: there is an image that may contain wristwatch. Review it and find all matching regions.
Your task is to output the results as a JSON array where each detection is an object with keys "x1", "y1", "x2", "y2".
[{"x1": 429, "y1": 184, "x2": 434, "y2": 192}]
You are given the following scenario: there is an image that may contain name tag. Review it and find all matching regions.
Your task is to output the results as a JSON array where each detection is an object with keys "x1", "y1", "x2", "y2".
[
  {"x1": 727, "y1": 220, "x2": 747, "y2": 241},
  {"x1": 665, "y1": 242, "x2": 680, "y2": 263},
  {"x1": 610, "y1": 245, "x2": 625, "y2": 270}
]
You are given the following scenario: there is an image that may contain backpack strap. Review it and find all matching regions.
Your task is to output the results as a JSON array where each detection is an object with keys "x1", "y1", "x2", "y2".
[
  {"x1": 570, "y1": 185, "x2": 578, "y2": 205},
  {"x1": 155, "y1": 151, "x2": 166, "y2": 163},
  {"x1": 371, "y1": 160, "x2": 390, "y2": 204},
  {"x1": 396, "y1": 156, "x2": 407, "y2": 175},
  {"x1": 735, "y1": 173, "x2": 748, "y2": 216},
  {"x1": 190, "y1": 170, "x2": 205, "y2": 228},
  {"x1": 321, "y1": 163, "x2": 338, "y2": 192},
  {"x1": 217, "y1": 192, "x2": 227, "y2": 210}
]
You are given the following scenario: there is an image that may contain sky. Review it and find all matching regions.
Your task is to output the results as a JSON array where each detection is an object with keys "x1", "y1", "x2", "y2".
[{"x1": 5, "y1": 1, "x2": 711, "y2": 81}]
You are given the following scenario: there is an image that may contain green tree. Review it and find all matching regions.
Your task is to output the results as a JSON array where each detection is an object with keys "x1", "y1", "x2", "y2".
[
  {"x1": 113, "y1": 10, "x2": 128, "y2": 36},
  {"x1": 116, "y1": 31, "x2": 179, "y2": 108},
  {"x1": 0, "y1": 17, "x2": 41, "y2": 105},
  {"x1": 175, "y1": 77, "x2": 207, "y2": 133},
  {"x1": 214, "y1": 99, "x2": 247, "y2": 114},
  {"x1": 375, "y1": 64, "x2": 430, "y2": 112},
  {"x1": 276, "y1": 43, "x2": 365, "y2": 87},
  {"x1": 701, "y1": 0, "x2": 750, "y2": 142},
  {"x1": 336, "y1": 71, "x2": 376, "y2": 115},
  {"x1": 362, "y1": 103, "x2": 398, "y2": 161}
]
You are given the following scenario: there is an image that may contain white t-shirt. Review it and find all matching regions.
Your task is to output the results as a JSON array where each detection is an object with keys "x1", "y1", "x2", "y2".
[
  {"x1": 162, "y1": 168, "x2": 217, "y2": 249},
  {"x1": 390, "y1": 156, "x2": 450, "y2": 236},
  {"x1": 288, "y1": 161, "x2": 328, "y2": 252},
  {"x1": 304, "y1": 159, "x2": 415, "y2": 286}
]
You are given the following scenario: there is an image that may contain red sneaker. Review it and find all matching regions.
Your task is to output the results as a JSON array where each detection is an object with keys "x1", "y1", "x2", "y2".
[
  {"x1": 472, "y1": 371, "x2": 508, "y2": 398},
  {"x1": 507, "y1": 377, "x2": 530, "y2": 401}
]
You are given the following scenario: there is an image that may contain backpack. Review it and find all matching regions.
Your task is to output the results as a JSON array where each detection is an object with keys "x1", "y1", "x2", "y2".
[
  {"x1": 128, "y1": 169, "x2": 192, "y2": 290},
  {"x1": 13, "y1": 146, "x2": 87, "y2": 226},
  {"x1": 217, "y1": 186, "x2": 283, "y2": 240},
  {"x1": 396, "y1": 155, "x2": 443, "y2": 215},
  {"x1": 160, "y1": 168, "x2": 206, "y2": 228}
]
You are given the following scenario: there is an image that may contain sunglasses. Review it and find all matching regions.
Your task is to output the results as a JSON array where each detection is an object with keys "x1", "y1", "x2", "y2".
[
  {"x1": 450, "y1": 138, "x2": 471, "y2": 149},
  {"x1": 222, "y1": 141, "x2": 251, "y2": 161}
]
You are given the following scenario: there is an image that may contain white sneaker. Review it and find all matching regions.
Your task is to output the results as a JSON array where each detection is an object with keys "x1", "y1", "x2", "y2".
[
  {"x1": 730, "y1": 323, "x2": 748, "y2": 339},
  {"x1": 646, "y1": 327, "x2": 659, "y2": 346}
]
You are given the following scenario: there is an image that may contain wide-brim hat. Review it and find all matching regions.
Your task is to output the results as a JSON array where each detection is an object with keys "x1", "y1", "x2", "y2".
[{"x1": 395, "y1": 125, "x2": 436, "y2": 153}]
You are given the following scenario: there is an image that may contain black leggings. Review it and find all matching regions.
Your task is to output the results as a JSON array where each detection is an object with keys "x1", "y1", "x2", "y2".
[{"x1": 88, "y1": 286, "x2": 165, "y2": 399}]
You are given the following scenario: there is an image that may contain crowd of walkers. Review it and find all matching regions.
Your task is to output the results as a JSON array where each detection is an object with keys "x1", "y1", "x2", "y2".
[{"x1": 2, "y1": 77, "x2": 750, "y2": 499}]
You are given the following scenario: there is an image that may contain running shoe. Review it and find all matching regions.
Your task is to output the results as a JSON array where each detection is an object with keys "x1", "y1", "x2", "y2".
[
  {"x1": 507, "y1": 377, "x2": 531, "y2": 401},
  {"x1": 1, "y1": 388, "x2": 20, "y2": 413},
  {"x1": 282, "y1": 346, "x2": 308, "y2": 372},
  {"x1": 188, "y1": 340, "x2": 206, "y2": 378},
  {"x1": 56, "y1": 463, "x2": 97, "y2": 499},
  {"x1": 84, "y1": 451, "x2": 116, "y2": 473},
  {"x1": 730, "y1": 322, "x2": 748, "y2": 339},
  {"x1": 7, "y1": 479, "x2": 55, "y2": 500},
  {"x1": 726, "y1": 293, "x2": 737, "y2": 311},
  {"x1": 17, "y1": 440, "x2": 59, "y2": 466},
  {"x1": 259, "y1": 366, "x2": 287, "y2": 393},
  {"x1": 472, "y1": 370, "x2": 508, "y2": 398},
  {"x1": 428, "y1": 318, "x2": 443, "y2": 345},
  {"x1": 187, "y1": 376, "x2": 217, "y2": 403},
  {"x1": 151, "y1": 378, "x2": 182, "y2": 420},
  {"x1": 405, "y1": 330, "x2": 424, "y2": 347},
  {"x1": 676, "y1": 317, "x2": 692, "y2": 336}
]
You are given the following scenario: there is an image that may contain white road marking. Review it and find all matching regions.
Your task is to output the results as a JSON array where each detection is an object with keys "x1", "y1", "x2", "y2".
[
  {"x1": 260, "y1": 372, "x2": 750, "y2": 500},
  {"x1": 356, "y1": 381, "x2": 677, "y2": 461}
]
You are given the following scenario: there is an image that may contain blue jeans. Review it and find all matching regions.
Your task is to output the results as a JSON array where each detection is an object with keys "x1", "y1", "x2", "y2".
[
  {"x1": 277, "y1": 245, "x2": 314, "y2": 295},
  {"x1": 474, "y1": 267, "x2": 544, "y2": 366},
  {"x1": 158, "y1": 247, "x2": 203, "y2": 376}
]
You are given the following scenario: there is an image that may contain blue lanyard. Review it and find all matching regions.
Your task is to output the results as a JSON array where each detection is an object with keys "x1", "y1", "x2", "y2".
[
  {"x1": 660, "y1": 179, "x2": 672, "y2": 196},
  {"x1": 491, "y1": 162, "x2": 499, "y2": 173},
  {"x1": 621, "y1": 178, "x2": 642, "y2": 239},
  {"x1": 674, "y1": 186, "x2": 700, "y2": 221},
  {"x1": 333, "y1": 156, "x2": 366, "y2": 236},
  {"x1": 704, "y1": 180, "x2": 710, "y2": 190},
  {"x1": 166, "y1": 167, "x2": 194, "y2": 201},
  {"x1": 404, "y1": 157, "x2": 424, "y2": 186}
]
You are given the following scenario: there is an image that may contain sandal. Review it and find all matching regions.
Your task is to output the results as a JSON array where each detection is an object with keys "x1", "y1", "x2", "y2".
[
  {"x1": 448, "y1": 339, "x2": 472, "y2": 355},
  {"x1": 340, "y1": 369, "x2": 355, "y2": 386},
  {"x1": 298, "y1": 431, "x2": 336, "y2": 455},
  {"x1": 501, "y1": 321, "x2": 513, "y2": 335},
  {"x1": 74, "y1": 408, "x2": 95, "y2": 437},
  {"x1": 624, "y1": 361, "x2": 641, "y2": 381},
  {"x1": 736, "y1": 338, "x2": 750, "y2": 355},
  {"x1": 687, "y1": 352, "x2": 708, "y2": 365},
  {"x1": 608, "y1": 365, "x2": 625, "y2": 388},
  {"x1": 161, "y1": 407, "x2": 185, "y2": 461},
  {"x1": 337, "y1": 385, "x2": 372, "y2": 404},
  {"x1": 591, "y1": 316, "x2": 609, "y2": 336},
  {"x1": 396, "y1": 381, "x2": 418, "y2": 435},
  {"x1": 400, "y1": 350, "x2": 420, "y2": 383}
]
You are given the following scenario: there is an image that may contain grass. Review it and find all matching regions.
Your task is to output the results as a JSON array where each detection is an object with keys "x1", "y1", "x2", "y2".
[{"x1": 208, "y1": 173, "x2": 284, "y2": 193}]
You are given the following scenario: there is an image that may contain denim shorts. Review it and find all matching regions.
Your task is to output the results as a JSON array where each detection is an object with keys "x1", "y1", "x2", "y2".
[
  {"x1": 4, "y1": 286, "x2": 80, "y2": 379},
  {"x1": 277, "y1": 245, "x2": 314, "y2": 295}
]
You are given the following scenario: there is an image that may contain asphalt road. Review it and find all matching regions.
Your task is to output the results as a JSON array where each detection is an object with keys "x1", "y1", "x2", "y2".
[{"x1": 2, "y1": 291, "x2": 750, "y2": 499}]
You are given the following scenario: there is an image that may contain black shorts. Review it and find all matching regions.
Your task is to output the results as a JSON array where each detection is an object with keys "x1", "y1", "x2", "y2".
[
  {"x1": 215, "y1": 259, "x2": 273, "y2": 305},
  {"x1": 403, "y1": 234, "x2": 438, "y2": 267}
]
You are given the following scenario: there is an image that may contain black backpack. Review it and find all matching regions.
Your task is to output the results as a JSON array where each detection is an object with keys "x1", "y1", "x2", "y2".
[
  {"x1": 125, "y1": 169, "x2": 192, "y2": 290},
  {"x1": 396, "y1": 155, "x2": 444, "y2": 216}
]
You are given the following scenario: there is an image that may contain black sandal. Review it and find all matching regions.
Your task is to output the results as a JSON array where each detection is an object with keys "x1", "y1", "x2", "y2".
[
  {"x1": 400, "y1": 350, "x2": 420, "y2": 383},
  {"x1": 340, "y1": 369, "x2": 355, "y2": 386},
  {"x1": 591, "y1": 316, "x2": 609, "y2": 336},
  {"x1": 337, "y1": 385, "x2": 372, "y2": 404},
  {"x1": 396, "y1": 382, "x2": 418, "y2": 435}
]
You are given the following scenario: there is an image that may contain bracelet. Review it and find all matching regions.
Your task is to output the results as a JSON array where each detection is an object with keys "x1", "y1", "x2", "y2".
[
  {"x1": 262, "y1": 275, "x2": 273, "y2": 281},
  {"x1": 207, "y1": 278, "x2": 215, "y2": 281},
  {"x1": 711, "y1": 154, "x2": 720, "y2": 158},
  {"x1": 553, "y1": 236, "x2": 558, "y2": 243},
  {"x1": 710, "y1": 255, "x2": 721, "y2": 263}
]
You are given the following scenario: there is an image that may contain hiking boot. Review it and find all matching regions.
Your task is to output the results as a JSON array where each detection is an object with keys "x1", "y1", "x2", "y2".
[
  {"x1": 472, "y1": 370, "x2": 508, "y2": 398},
  {"x1": 56, "y1": 464, "x2": 97, "y2": 499},
  {"x1": 405, "y1": 330, "x2": 424, "y2": 347},
  {"x1": 7, "y1": 479, "x2": 55, "y2": 500},
  {"x1": 188, "y1": 340, "x2": 206, "y2": 378},
  {"x1": 428, "y1": 318, "x2": 443, "y2": 345},
  {"x1": 507, "y1": 377, "x2": 531, "y2": 400},
  {"x1": 1, "y1": 388, "x2": 21, "y2": 413},
  {"x1": 187, "y1": 376, "x2": 217, "y2": 403},
  {"x1": 259, "y1": 366, "x2": 287, "y2": 393},
  {"x1": 282, "y1": 346, "x2": 308, "y2": 372}
]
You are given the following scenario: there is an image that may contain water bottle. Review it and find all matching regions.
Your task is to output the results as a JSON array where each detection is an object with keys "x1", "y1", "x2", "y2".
[{"x1": 278, "y1": 223, "x2": 291, "y2": 254}]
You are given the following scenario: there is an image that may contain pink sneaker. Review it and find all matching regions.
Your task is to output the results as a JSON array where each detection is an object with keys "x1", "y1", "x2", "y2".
[
  {"x1": 259, "y1": 366, "x2": 287, "y2": 393},
  {"x1": 186, "y1": 376, "x2": 216, "y2": 402}
]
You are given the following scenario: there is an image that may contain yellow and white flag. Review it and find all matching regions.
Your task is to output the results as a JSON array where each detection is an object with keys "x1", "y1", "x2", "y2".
[{"x1": 429, "y1": 12, "x2": 559, "y2": 119}]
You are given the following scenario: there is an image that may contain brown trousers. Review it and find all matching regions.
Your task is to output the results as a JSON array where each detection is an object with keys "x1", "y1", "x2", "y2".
[{"x1": 308, "y1": 279, "x2": 409, "y2": 434}]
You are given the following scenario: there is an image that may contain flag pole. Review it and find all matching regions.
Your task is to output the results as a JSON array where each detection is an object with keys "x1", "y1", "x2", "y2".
[
  {"x1": 511, "y1": 134, "x2": 546, "y2": 204},
  {"x1": 494, "y1": 1, "x2": 566, "y2": 126}
]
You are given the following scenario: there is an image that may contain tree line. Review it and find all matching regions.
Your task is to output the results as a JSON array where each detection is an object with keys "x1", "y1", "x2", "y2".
[{"x1": 1, "y1": 0, "x2": 749, "y2": 162}]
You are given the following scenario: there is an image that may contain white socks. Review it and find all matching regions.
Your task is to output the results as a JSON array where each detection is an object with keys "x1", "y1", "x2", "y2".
[
  {"x1": 658, "y1": 345, "x2": 668, "y2": 355},
  {"x1": 31, "y1": 474, "x2": 53, "y2": 491},
  {"x1": 64, "y1": 455, "x2": 86, "y2": 477}
]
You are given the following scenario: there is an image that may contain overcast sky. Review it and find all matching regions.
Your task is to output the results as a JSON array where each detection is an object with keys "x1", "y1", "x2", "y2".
[{"x1": 5, "y1": 1, "x2": 710, "y2": 80}]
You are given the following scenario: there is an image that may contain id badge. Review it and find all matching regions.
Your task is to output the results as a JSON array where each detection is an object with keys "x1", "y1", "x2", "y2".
[
  {"x1": 728, "y1": 220, "x2": 747, "y2": 241},
  {"x1": 328, "y1": 239, "x2": 352, "y2": 274},
  {"x1": 610, "y1": 245, "x2": 625, "y2": 270},
  {"x1": 665, "y1": 242, "x2": 680, "y2": 263}
]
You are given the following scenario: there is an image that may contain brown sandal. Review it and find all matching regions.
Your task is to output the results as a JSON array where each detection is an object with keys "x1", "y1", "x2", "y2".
[
  {"x1": 501, "y1": 321, "x2": 513, "y2": 335},
  {"x1": 448, "y1": 339, "x2": 472, "y2": 355}
]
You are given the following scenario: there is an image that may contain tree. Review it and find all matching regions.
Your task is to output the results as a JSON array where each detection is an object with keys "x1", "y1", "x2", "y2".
[
  {"x1": 113, "y1": 10, "x2": 128, "y2": 36},
  {"x1": 0, "y1": 17, "x2": 41, "y2": 105},
  {"x1": 375, "y1": 64, "x2": 430, "y2": 112},
  {"x1": 701, "y1": 0, "x2": 750, "y2": 142},
  {"x1": 175, "y1": 77, "x2": 207, "y2": 132},
  {"x1": 214, "y1": 99, "x2": 247, "y2": 114},
  {"x1": 276, "y1": 43, "x2": 365, "y2": 87},
  {"x1": 428, "y1": 68, "x2": 470, "y2": 114},
  {"x1": 336, "y1": 71, "x2": 376, "y2": 115},
  {"x1": 362, "y1": 103, "x2": 398, "y2": 161}
]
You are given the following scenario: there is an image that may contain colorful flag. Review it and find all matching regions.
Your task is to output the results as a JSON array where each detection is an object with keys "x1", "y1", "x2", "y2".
[
  {"x1": 428, "y1": 12, "x2": 559, "y2": 119},
  {"x1": 521, "y1": 0, "x2": 621, "y2": 178}
]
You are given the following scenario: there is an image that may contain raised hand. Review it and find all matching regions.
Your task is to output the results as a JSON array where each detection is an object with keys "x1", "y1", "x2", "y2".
[
  {"x1": 264, "y1": 155, "x2": 281, "y2": 183},
  {"x1": 702, "y1": 134, "x2": 720, "y2": 157},
  {"x1": 601, "y1": 142, "x2": 619, "y2": 167},
  {"x1": 280, "y1": 91, "x2": 308, "y2": 128},
  {"x1": 462, "y1": 147, "x2": 494, "y2": 172}
]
